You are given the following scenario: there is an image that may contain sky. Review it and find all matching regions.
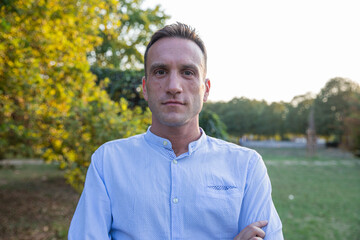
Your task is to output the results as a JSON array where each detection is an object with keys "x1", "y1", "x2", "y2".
[{"x1": 143, "y1": 0, "x2": 360, "y2": 103}]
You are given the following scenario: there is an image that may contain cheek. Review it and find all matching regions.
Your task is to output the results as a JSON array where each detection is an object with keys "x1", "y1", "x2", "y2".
[
  {"x1": 189, "y1": 81, "x2": 202, "y2": 91},
  {"x1": 195, "y1": 83, "x2": 206, "y2": 96},
  {"x1": 147, "y1": 82, "x2": 162, "y2": 96},
  {"x1": 152, "y1": 81, "x2": 163, "y2": 90}
]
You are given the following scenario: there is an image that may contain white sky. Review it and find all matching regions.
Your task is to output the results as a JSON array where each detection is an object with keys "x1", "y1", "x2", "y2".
[{"x1": 143, "y1": 0, "x2": 360, "y2": 103}]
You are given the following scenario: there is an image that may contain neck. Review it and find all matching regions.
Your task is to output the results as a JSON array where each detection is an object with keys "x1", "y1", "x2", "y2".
[{"x1": 150, "y1": 121, "x2": 201, "y2": 156}]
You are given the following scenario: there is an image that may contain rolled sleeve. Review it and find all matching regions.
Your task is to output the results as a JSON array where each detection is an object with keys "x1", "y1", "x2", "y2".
[
  {"x1": 68, "y1": 149, "x2": 112, "y2": 240},
  {"x1": 238, "y1": 152, "x2": 284, "y2": 240}
]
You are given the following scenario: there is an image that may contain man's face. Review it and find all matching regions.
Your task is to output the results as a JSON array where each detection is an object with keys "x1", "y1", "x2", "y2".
[{"x1": 142, "y1": 37, "x2": 210, "y2": 128}]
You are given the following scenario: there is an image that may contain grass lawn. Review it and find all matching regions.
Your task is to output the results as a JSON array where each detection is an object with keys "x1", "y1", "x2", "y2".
[
  {"x1": 256, "y1": 147, "x2": 360, "y2": 240},
  {"x1": 0, "y1": 147, "x2": 359, "y2": 240}
]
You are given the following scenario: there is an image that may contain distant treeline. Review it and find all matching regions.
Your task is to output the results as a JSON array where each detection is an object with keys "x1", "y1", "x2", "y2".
[{"x1": 203, "y1": 77, "x2": 360, "y2": 154}]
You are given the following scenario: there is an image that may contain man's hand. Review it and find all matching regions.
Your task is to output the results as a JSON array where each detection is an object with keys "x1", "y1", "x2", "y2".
[{"x1": 233, "y1": 220, "x2": 268, "y2": 240}]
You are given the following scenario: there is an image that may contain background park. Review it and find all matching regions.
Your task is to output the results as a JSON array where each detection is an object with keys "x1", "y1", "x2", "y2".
[{"x1": 1, "y1": 0, "x2": 360, "y2": 239}]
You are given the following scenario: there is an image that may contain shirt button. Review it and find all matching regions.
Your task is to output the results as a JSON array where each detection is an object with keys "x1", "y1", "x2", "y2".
[
  {"x1": 172, "y1": 159, "x2": 178, "y2": 164},
  {"x1": 172, "y1": 198, "x2": 178, "y2": 204},
  {"x1": 163, "y1": 140, "x2": 168, "y2": 146}
]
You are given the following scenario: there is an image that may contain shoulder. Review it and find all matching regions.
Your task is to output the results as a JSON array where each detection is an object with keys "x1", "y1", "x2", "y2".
[
  {"x1": 89, "y1": 133, "x2": 146, "y2": 171},
  {"x1": 205, "y1": 136, "x2": 261, "y2": 160},
  {"x1": 101, "y1": 133, "x2": 145, "y2": 148},
  {"x1": 204, "y1": 136, "x2": 264, "y2": 175},
  {"x1": 93, "y1": 133, "x2": 146, "y2": 157}
]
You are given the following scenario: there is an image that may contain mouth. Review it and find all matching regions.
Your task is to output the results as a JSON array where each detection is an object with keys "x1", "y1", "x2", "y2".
[{"x1": 162, "y1": 100, "x2": 185, "y2": 106}]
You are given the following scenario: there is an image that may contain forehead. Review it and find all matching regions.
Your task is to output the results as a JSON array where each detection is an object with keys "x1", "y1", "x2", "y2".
[{"x1": 146, "y1": 37, "x2": 205, "y2": 71}]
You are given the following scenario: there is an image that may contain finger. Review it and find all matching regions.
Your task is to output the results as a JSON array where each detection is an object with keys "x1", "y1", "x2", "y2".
[
  {"x1": 255, "y1": 228, "x2": 266, "y2": 238},
  {"x1": 250, "y1": 220, "x2": 268, "y2": 228},
  {"x1": 234, "y1": 220, "x2": 268, "y2": 240},
  {"x1": 240, "y1": 225, "x2": 266, "y2": 240}
]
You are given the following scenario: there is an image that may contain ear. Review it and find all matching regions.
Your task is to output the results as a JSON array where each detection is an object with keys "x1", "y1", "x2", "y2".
[
  {"x1": 203, "y1": 78, "x2": 211, "y2": 102},
  {"x1": 142, "y1": 76, "x2": 148, "y2": 101}
]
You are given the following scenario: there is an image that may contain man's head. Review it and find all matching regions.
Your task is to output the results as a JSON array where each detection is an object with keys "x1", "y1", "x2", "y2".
[
  {"x1": 144, "y1": 22, "x2": 207, "y2": 78},
  {"x1": 142, "y1": 23, "x2": 210, "y2": 130}
]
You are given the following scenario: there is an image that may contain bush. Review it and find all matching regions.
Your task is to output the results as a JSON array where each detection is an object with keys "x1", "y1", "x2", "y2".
[
  {"x1": 91, "y1": 67, "x2": 147, "y2": 110},
  {"x1": 0, "y1": 0, "x2": 151, "y2": 191},
  {"x1": 199, "y1": 109, "x2": 228, "y2": 140}
]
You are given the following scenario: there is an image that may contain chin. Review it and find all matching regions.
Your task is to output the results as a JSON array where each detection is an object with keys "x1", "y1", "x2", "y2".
[
  {"x1": 158, "y1": 115, "x2": 190, "y2": 127},
  {"x1": 160, "y1": 119, "x2": 187, "y2": 127}
]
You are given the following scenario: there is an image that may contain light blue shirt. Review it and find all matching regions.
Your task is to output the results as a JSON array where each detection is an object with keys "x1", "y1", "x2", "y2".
[{"x1": 69, "y1": 128, "x2": 283, "y2": 240}]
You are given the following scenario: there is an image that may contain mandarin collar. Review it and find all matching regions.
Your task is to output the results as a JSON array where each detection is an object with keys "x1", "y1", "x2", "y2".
[{"x1": 144, "y1": 126, "x2": 207, "y2": 155}]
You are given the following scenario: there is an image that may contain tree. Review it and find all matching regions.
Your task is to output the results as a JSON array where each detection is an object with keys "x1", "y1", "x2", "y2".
[
  {"x1": 314, "y1": 77, "x2": 360, "y2": 143},
  {"x1": 89, "y1": 0, "x2": 169, "y2": 69},
  {"x1": 0, "y1": 0, "x2": 152, "y2": 191},
  {"x1": 342, "y1": 92, "x2": 360, "y2": 156},
  {"x1": 221, "y1": 98, "x2": 267, "y2": 136},
  {"x1": 286, "y1": 92, "x2": 315, "y2": 135},
  {"x1": 258, "y1": 102, "x2": 287, "y2": 138},
  {"x1": 199, "y1": 109, "x2": 228, "y2": 140},
  {"x1": 1, "y1": 0, "x2": 100, "y2": 159},
  {"x1": 90, "y1": 67, "x2": 147, "y2": 109}
]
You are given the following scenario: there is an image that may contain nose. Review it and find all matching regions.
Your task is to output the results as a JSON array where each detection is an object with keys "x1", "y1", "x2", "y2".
[{"x1": 166, "y1": 72, "x2": 182, "y2": 95}]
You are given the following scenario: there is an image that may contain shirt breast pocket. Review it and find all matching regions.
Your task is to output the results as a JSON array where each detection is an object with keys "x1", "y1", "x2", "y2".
[
  {"x1": 190, "y1": 184, "x2": 243, "y2": 239},
  {"x1": 205, "y1": 184, "x2": 242, "y2": 198}
]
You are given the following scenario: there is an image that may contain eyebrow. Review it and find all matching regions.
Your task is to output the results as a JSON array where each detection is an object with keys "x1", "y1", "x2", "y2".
[
  {"x1": 181, "y1": 64, "x2": 198, "y2": 71},
  {"x1": 149, "y1": 63, "x2": 168, "y2": 74},
  {"x1": 148, "y1": 63, "x2": 204, "y2": 75},
  {"x1": 182, "y1": 64, "x2": 204, "y2": 77}
]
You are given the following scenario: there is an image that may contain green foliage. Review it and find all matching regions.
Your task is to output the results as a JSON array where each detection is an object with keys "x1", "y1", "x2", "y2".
[
  {"x1": 342, "y1": 92, "x2": 360, "y2": 156},
  {"x1": 259, "y1": 102, "x2": 287, "y2": 138},
  {"x1": 0, "y1": 0, "x2": 152, "y2": 191},
  {"x1": 204, "y1": 98, "x2": 286, "y2": 138},
  {"x1": 199, "y1": 109, "x2": 228, "y2": 140},
  {"x1": 286, "y1": 93, "x2": 315, "y2": 134},
  {"x1": 205, "y1": 78, "x2": 360, "y2": 155},
  {"x1": 1, "y1": 0, "x2": 101, "y2": 159},
  {"x1": 90, "y1": 0, "x2": 169, "y2": 69},
  {"x1": 314, "y1": 77, "x2": 359, "y2": 140},
  {"x1": 90, "y1": 67, "x2": 147, "y2": 109}
]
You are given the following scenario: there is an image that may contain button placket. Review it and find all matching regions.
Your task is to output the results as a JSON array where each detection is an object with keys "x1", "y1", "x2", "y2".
[{"x1": 170, "y1": 155, "x2": 181, "y2": 238}]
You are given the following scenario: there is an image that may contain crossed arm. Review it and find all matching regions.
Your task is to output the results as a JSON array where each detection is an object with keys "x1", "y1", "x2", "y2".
[{"x1": 233, "y1": 220, "x2": 268, "y2": 240}]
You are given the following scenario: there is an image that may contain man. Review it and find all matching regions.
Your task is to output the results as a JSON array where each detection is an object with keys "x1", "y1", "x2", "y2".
[{"x1": 69, "y1": 22, "x2": 283, "y2": 240}]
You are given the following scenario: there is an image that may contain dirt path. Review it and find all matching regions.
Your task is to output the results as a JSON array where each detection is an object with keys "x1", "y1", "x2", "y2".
[{"x1": 0, "y1": 159, "x2": 44, "y2": 165}]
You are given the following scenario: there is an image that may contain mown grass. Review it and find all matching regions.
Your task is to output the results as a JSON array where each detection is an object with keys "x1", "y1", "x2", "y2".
[
  {"x1": 256, "y1": 147, "x2": 356, "y2": 161},
  {"x1": 255, "y1": 147, "x2": 360, "y2": 240},
  {"x1": 0, "y1": 148, "x2": 359, "y2": 240}
]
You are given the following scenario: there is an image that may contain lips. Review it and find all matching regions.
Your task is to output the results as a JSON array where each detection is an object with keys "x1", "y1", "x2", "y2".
[{"x1": 162, "y1": 100, "x2": 185, "y2": 105}]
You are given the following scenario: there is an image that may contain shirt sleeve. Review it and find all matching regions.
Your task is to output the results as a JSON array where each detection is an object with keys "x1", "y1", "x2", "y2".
[
  {"x1": 68, "y1": 148, "x2": 112, "y2": 240},
  {"x1": 238, "y1": 152, "x2": 284, "y2": 240}
]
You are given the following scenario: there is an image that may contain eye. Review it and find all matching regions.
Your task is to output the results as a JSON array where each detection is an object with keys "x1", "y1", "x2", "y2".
[
  {"x1": 155, "y1": 69, "x2": 166, "y2": 76},
  {"x1": 183, "y1": 70, "x2": 194, "y2": 76}
]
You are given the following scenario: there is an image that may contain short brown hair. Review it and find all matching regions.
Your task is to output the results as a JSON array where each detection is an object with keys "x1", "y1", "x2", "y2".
[{"x1": 144, "y1": 22, "x2": 207, "y2": 78}]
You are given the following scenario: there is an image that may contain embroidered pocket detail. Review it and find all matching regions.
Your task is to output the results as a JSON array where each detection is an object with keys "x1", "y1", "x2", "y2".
[{"x1": 208, "y1": 185, "x2": 237, "y2": 191}]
